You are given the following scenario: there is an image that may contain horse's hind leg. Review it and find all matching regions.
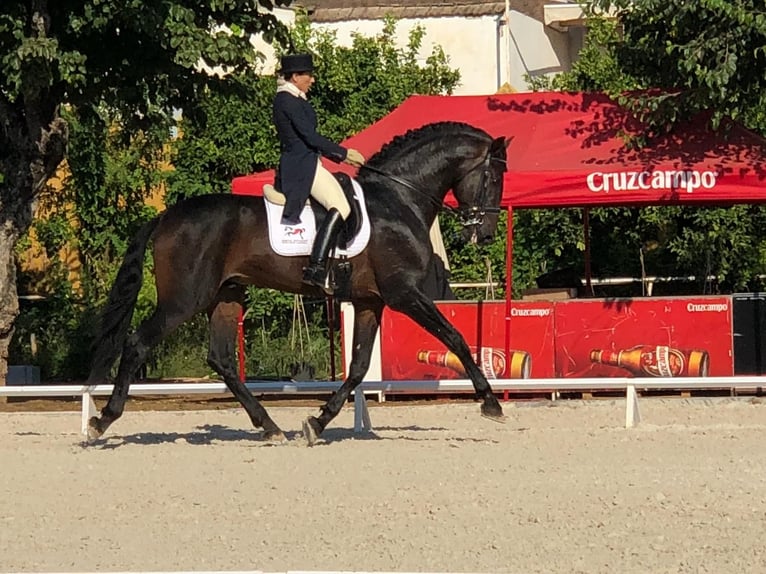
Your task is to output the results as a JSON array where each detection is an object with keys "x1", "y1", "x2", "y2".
[
  {"x1": 302, "y1": 300, "x2": 383, "y2": 445},
  {"x1": 88, "y1": 306, "x2": 183, "y2": 440},
  {"x1": 389, "y1": 291, "x2": 505, "y2": 422},
  {"x1": 207, "y1": 287, "x2": 285, "y2": 442}
]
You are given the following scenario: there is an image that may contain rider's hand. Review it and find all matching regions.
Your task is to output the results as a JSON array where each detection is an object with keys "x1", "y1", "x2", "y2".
[{"x1": 344, "y1": 148, "x2": 366, "y2": 167}]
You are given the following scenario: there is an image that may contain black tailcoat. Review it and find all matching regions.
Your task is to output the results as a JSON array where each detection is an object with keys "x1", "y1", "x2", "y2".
[{"x1": 273, "y1": 91, "x2": 347, "y2": 221}]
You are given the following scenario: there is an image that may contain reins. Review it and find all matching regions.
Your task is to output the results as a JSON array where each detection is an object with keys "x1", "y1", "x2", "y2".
[
  {"x1": 358, "y1": 150, "x2": 506, "y2": 225},
  {"x1": 358, "y1": 163, "x2": 447, "y2": 212}
]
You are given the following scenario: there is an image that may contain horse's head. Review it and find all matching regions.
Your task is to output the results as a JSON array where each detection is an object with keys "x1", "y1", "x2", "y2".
[
  {"x1": 452, "y1": 135, "x2": 511, "y2": 244},
  {"x1": 360, "y1": 122, "x2": 511, "y2": 244}
]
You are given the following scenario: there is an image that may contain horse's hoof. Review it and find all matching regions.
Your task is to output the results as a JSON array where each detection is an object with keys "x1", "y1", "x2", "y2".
[
  {"x1": 86, "y1": 417, "x2": 104, "y2": 442},
  {"x1": 481, "y1": 412, "x2": 508, "y2": 424},
  {"x1": 301, "y1": 417, "x2": 321, "y2": 447},
  {"x1": 263, "y1": 429, "x2": 287, "y2": 444},
  {"x1": 481, "y1": 403, "x2": 507, "y2": 424}
]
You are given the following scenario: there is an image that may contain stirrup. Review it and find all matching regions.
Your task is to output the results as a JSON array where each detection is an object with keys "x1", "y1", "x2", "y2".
[{"x1": 302, "y1": 265, "x2": 334, "y2": 294}]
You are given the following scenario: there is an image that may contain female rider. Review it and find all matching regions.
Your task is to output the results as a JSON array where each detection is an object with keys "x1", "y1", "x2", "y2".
[{"x1": 273, "y1": 53, "x2": 365, "y2": 292}]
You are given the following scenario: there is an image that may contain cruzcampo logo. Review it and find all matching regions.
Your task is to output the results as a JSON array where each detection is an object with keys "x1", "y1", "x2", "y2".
[{"x1": 587, "y1": 170, "x2": 718, "y2": 194}]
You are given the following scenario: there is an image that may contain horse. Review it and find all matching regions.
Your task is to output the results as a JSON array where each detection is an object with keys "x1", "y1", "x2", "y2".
[{"x1": 86, "y1": 121, "x2": 511, "y2": 445}]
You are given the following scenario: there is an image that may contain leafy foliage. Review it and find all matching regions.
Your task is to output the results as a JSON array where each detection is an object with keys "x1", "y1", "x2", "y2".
[
  {"x1": 523, "y1": 0, "x2": 766, "y2": 296},
  {"x1": 1, "y1": 1, "x2": 291, "y2": 120},
  {"x1": 2, "y1": 1, "x2": 296, "y2": 381},
  {"x1": 588, "y1": 0, "x2": 766, "y2": 134},
  {"x1": 9, "y1": 262, "x2": 101, "y2": 380},
  {"x1": 64, "y1": 107, "x2": 164, "y2": 293},
  {"x1": 292, "y1": 15, "x2": 461, "y2": 143},
  {"x1": 527, "y1": 17, "x2": 636, "y2": 95}
]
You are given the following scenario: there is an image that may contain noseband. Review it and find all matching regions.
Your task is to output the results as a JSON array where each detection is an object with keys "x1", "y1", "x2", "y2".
[
  {"x1": 453, "y1": 152, "x2": 505, "y2": 228},
  {"x1": 359, "y1": 146, "x2": 505, "y2": 228}
]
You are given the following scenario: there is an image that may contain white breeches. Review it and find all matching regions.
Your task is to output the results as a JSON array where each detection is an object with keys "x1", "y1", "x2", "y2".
[{"x1": 310, "y1": 161, "x2": 351, "y2": 220}]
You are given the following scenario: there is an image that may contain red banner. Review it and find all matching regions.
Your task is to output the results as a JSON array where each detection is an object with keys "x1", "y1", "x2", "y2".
[
  {"x1": 554, "y1": 297, "x2": 733, "y2": 377},
  {"x1": 379, "y1": 301, "x2": 556, "y2": 380}
]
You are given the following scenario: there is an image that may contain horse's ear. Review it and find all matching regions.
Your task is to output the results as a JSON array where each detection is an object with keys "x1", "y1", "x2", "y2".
[
  {"x1": 490, "y1": 135, "x2": 513, "y2": 154},
  {"x1": 489, "y1": 136, "x2": 504, "y2": 154}
]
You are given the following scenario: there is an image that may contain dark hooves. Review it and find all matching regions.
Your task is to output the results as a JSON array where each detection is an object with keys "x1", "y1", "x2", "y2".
[
  {"x1": 481, "y1": 402, "x2": 507, "y2": 424},
  {"x1": 301, "y1": 416, "x2": 322, "y2": 446},
  {"x1": 86, "y1": 417, "x2": 105, "y2": 442}
]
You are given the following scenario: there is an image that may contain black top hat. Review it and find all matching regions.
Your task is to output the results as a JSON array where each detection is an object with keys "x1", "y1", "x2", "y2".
[{"x1": 279, "y1": 53, "x2": 314, "y2": 75}]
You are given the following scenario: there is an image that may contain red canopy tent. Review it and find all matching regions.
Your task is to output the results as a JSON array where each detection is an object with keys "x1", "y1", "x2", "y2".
[
  {"x1": 232, "y1": 91, "x2": 766, "y2": 208},
  {"x1": 231, "y1": 92, "x2": 766, "y2": 379}
]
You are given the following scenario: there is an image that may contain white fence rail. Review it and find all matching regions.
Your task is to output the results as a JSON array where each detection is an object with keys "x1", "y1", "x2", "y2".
[{"x1": 2, "y1": 377, "x2": 766, "y2": 436}]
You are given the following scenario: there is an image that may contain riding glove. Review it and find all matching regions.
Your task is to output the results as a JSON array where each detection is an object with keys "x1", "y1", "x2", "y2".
[{"x1": 344, "y1": 148, "x2": 366, "y2": 167}]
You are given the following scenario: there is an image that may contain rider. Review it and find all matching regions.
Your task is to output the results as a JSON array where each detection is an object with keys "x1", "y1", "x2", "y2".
[{"x1": 273, "y1": 53, "x2": 366, "y2": 291}]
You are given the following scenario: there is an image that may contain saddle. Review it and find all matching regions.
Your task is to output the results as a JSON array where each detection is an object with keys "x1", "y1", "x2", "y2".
[
  {"x1": 262, "y1": 173, "x2": 371, "y2": 261},
  {"x1": 264, "y1": 173, "x2": 364, "y2": 249}
]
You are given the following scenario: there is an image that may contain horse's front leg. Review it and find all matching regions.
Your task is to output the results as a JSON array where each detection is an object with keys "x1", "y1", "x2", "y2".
[
  {"x1": 389, "y1": 292, "x2": 505, "y2": 422},
  {"x1": 302, "y1": 300, "x2": 383, "y2": 446}
]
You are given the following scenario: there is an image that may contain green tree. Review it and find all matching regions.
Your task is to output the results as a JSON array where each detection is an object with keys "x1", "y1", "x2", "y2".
[
  {"x1": 64, "y1": 106, "x2": 166, "y2": 292},
  {"x1": 590, "y1": 0, "x2": 766, "y2": 133},
  {"x1": 523, "y1": 1, "x2": 766, "y2": 295},
  {"x1": 10, "y1": 106, "x2": 171, "y2": 380},
  {"x1": 0, "y1": 0, "x2": 291, "y2": 382}
]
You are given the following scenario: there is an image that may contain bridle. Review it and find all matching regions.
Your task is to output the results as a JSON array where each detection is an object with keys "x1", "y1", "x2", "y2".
[
  {"x1": 359, "y1": 145, "x2": 506, "y2": 228},
  {"x1": 453, "y1": 150, "x2": 505, "y2": 228}
]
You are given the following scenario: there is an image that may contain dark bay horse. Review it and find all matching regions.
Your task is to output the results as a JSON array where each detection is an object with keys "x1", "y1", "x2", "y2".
[{"x1": 86, "y1": 121, "x2": 510, "y2": 445}]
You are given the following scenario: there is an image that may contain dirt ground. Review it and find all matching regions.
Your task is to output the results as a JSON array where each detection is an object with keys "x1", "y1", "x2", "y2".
[{"x1": 2, "y1": 396, "x2": 766, "y2": 574}]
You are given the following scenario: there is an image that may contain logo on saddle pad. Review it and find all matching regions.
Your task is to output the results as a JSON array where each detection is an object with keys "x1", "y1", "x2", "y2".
[
  {"x1": 283, "y1": 226, "x2": 307, "y2": 241},
  {"x1": 263, "y1": 179, "x2": 371, "y2": 258}
]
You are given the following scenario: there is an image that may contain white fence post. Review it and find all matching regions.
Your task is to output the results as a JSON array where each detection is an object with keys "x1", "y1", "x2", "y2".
[
  {"x1": 625, "y1": 384, "x2": 641, "y2": 428},
  {"x1": 353, "y1": 389, "x2": 373, "y2": 432},
  {"x1": 80, "y1": 390, "x2": 98, "y2": 436}
]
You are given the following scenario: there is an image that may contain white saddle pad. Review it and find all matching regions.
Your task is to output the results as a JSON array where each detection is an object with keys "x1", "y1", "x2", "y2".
[{"x1": 265, "y1": 179, "x2": 371, "y2": 257}]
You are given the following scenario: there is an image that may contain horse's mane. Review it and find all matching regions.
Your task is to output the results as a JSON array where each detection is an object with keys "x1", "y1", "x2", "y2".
[{"x1": 367, "y1": 121, "x2": 489, "y2": 166}]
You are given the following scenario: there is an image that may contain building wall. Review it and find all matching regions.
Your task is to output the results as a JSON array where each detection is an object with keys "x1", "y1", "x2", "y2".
[
  {"x1": 315, "y1": 16, "x2": 503, "y2": 94},
  {"x1": 258, "y1": 7, "x2": 577, "y2": 94},
  {"x1": 508, "y1": 10, "x2": 573, "y2": 87}
]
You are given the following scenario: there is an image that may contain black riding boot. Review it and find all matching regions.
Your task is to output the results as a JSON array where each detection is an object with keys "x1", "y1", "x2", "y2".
[{"x1": 303, "y1": 208, "x2": 344, "y2": 293}]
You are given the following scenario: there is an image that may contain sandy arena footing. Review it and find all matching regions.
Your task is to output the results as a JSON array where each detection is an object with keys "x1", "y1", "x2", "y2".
[{"x1": 2, "y1": 397, "x2": 766, "y2": 574}]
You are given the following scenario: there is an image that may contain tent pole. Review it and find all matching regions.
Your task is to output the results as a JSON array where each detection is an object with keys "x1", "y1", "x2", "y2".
[
  {"x1": 504, "y1": 207, "x2": 513, "y2": 379},
  {"x1": 583, "y1": 207, "x2": 594, "y2": 296}
]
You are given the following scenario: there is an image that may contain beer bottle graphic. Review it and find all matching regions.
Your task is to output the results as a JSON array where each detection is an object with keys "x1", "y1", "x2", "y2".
[
  {"x1": 416, "y1": 347, "x2": 531, "y2": 379},
  {"x1": 589, "y1": 345, "x2": 710, "y2": 377}
]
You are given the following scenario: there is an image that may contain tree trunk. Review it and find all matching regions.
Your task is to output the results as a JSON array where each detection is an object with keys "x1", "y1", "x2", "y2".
[
  {"x1": 0, "y1": 185, "x2": 37, "y2": 392},
  {"x1": 0, "y1": 110, "x2": 68, "y2": 388},
  {"x1": 0, "y1": 216, "x2": 21, "y2": 391},
  {"x1": 1, "y1": 3, "x2": 68, "y2": 389}
]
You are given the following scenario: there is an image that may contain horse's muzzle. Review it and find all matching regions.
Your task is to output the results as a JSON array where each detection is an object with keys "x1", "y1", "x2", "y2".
[
  {"x1": 462, "y1": 221, "x2": 496, "y2": 245},
  {"x1": 477, "y1": 233, "x2": 494, "y2": 246}
]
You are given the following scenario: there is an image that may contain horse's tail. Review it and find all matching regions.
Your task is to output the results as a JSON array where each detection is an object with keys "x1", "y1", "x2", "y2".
[{"x1": 87, "y1": 216, "x2": 161, "y2": 384}]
